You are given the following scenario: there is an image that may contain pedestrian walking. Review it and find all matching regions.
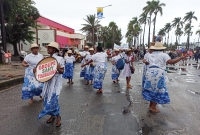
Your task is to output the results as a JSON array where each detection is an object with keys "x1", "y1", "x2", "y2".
[
  {"x1": 62, "y1": 50, "x2": 75, "y2": 84},
  {"x1": 21, "y1": 43, "x2": 44, "y2": 104},
  {"x1": 85, "y1": 48, "x2": 95, "y2": 85},
  {"x1": 7, "y1": 50, "x2": 12, "y2": 64},
  {"x1": 80, "y1": 46, "x2": 89, "y2": 78},
  {"x1": 38, "y1": 42, "x2": 64, "y2": 127},
  {"x1": 81, "y1": 46, "x2": 107, "y2": 94},
  {"x1": 142, "y1": 42, "x2": 187, "y2": 113},
  {"x1": 111, "y1": 49, "x2": 121, "y2": 83},
  {"x1": 123, "y1": 49, "x2": 135, "y2": 89}
]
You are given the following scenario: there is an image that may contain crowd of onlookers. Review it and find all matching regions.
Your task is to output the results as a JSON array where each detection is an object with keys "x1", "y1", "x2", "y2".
[{"x1": 0, "y1": 46, "x2": 12, "y2": 65}]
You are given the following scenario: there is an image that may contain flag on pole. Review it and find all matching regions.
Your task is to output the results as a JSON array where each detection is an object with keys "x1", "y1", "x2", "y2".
[{"x1": 97, "y1": 7, "x2": 103, "y2": 19}]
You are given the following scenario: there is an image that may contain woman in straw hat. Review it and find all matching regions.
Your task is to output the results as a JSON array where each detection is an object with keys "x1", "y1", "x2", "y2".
[
  {"x1": 21, "y1": 43, "x2": 44, "y2": 104},
  {"x1": 111, "y1": 49, "x2": 122, "y2": 83},
  {"x1": 123, "y1": 48, "x2": 135, "y2": 89},
  {"x1": 38, "y1": 42, "x2": 64, "y2": 127},
  {"x1": 142, "y1": 42, "x2": 187, "y2": 113},
  {"x1": 62, "y1": 50, "x2": 75, "y2": 84},
  {"x1": 80, "y1": 46, "x2": 89, "y2": 78},
  {"x1": 81, "y1": 46, "x2": 107, "y2": 94},
  {"x1": 85, "y1": 48, "x2": 95, "y2": 85}
]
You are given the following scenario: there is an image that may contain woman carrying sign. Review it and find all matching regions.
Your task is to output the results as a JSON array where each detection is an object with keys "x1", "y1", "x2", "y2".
[
  {"x1": 21, "y1": 44, "x2": 44, "y2": 104},
  {"x1": 63, "y1": 50, "x2": 75, "y2": 84},
  {"x1": 81, "y1": 46, "x2": 107, "y2": 94},
  {"x1": 38, "y1": 42, "x2": 64, "y2": 127},
  {"x1": 111, "y1": 49, "x2": 121, "y2": 83},
  {"x1": 85, "y1": 48, "x2": 95, "y2": 85},
  {"x1": 123, "y1": 49, "x2": 135, "y2": 89}
]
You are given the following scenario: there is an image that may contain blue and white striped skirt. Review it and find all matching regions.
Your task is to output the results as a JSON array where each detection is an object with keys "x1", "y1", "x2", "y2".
[
  {"x1": 111, "y1": 65, "x2": 120, "y2": 81},
  {"x1": 63, "y1": 63, "x2": 74, "y2": 79},
  {"x1": 85, "y1": 65, "x2": 95, "y2": 81}
]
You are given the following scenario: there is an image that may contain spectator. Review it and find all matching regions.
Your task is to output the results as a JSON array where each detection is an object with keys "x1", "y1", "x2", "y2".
[
  {"x1": 4, "y1": 51, "x2": 9, "y2": 65},
  {"x1": 8, "y1": 50, "x2": 12, "y2": 64}
]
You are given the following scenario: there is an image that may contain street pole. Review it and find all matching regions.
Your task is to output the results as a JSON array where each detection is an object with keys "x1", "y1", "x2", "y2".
[{"x1": 0, "y1": 0, "x2": 6, "y2": 52}]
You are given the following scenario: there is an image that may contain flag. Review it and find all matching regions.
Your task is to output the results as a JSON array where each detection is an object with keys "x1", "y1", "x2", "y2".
[{"x1": 97, "y1": 7, "x2": 103, "y2": 19}]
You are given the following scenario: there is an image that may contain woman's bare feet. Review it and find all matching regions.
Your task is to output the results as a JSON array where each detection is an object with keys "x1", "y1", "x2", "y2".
[
  {"x1": 149, "y1": 108, "x2": 160, "y2": 113},
  {"x1": 29, "y1": 98, "x2": 34, "y2": 104},
  {"x1": 96, "y1": 89, "x2": 103, "y2": 94},
  {"x1": 56, "y1": 116, "x2": 61, "y2": 127}
]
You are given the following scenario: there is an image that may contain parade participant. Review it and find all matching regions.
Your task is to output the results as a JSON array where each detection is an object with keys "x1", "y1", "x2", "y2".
[
  {"x1": 85, "y1": 48, "x2": 95, "y2": 85},
  {"x1": 38, "y1": 42, "x2": 64, "y2": 127},
  {"x1": 142, "y1": 42, "x2": 187, "y2": 113},
  {"x1": 81, "y1": 46, "x2": 107, "y2": 94},
  {"x1": 123, "y1": 49, "x2": 135, "y2": 89},
  {"x1": 80, "y1": 46, "x2": 89, "y2": 78},
  {"x1": 63, "y1": 50, "x2": 75, "y2": 84},
  {"x1": 21, "y1": 43, "x2": 43, "y2": 104},
  {"x1": 111, "y1": 49, "x2": 122, "y2": 83}
]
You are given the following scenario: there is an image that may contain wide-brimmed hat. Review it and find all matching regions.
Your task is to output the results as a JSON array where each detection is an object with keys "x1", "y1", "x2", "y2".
[
  {"x1": 46, "y1": 42, "x2": 59, "y2": 51},
  {"x1": 29, "y1": 43, "x2": 40, "y2": 51},
  {"x1": 89, "y1": 48, "x2": 94, "y2": 51},
  {"x1": 127, "y1": 48, "x2": 132, "y2": 52},
  {"x1": 150, "y1": 42, "x2": 166, "y2": 50},
  {"x1": 84, "y1": 46, "x2": 89, "y2": 49},
  {"x1": 67, "y1": 50, "x2": 72, "y2": 54},
  {"x1": 115, "y1": 49, "x2": 120, "y2": 52}
]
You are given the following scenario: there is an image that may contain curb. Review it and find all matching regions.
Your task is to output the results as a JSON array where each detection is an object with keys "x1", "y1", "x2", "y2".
[{"x1": 0, "y1": 77, "x2": 24, "y2": 91}]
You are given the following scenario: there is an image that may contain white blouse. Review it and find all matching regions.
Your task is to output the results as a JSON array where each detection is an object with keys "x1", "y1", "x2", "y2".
[
  {"x1": 24, "y1": 53, "x2": 43, "y2": 68},
  {"x1": 147, "y1": 51, "x2": 170, "y2": 70},
  {"x1": 112, "y1": 54, "x2": 122, "y2": 63},
  {"x1": 85, "y1": 54, "x2": 93, "y2": 61},
  {"x1": 92, "y1": 52, "x2": 108, "y2": 65},
  {"x1": 64, "y1": 55, "x2": 75, "y2": 63},
  {"x1": 52, "y1": 53, "x2": 65, "y2": 74}
]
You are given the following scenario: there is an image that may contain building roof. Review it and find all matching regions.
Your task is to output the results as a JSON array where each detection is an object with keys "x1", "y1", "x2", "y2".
[{"x1": 37, "y1": 16, "x2": 75, "y2": 34}]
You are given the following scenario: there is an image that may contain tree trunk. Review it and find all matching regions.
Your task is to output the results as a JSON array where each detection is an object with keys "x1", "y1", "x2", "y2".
[
  {"x1": 140, "y1": 32, "x2": 142, "y2": 46},
  {"x1": 152, "y1": 12, "x2": 157, "y2": 39},
  {"x1": 143, "y1": 23, "x2": 146, "y2": 47},
  {"x1": 187, "y1": 34, "x2": 190, "y2": 49},
  {"x1": 0, "y1": 0, "x2": 7, "y2": 52},
  {"x1": 175, "y1": 35, "x2": 178, "y2": 45},
  {"x1": 13, "y1": 43, "x2": 19, "y2": 56},
  {"x1": 167, "y1": 32, "x2": 169, "y2": 47},
  {"x1": 92, "y1": 27, "x2": 95, "y2": 48},
  {"x1": 148, "y1": 15, "x2": 152, "y2": 47}
]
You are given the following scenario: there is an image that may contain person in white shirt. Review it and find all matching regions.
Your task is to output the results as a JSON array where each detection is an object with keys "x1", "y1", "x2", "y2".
[
  {"x1": 111, "y1": 49, "x2": 122, "y2": 83},
  {"x1": 21, "y1": 43, "x2": 44, "y2": 104},
  {"x1": 63, "y1": 50, "x2": 75, "y2": 84},
  {"x1": 80, "y1": 46, "x2": 89, "y2": 78},
  {"x1": 85, "y1": 48, "x2": 95, "y2": 85},
  {"x1": 81, "y1": 46, "x2": 107, "y2": 94},
  {"x1": 142, "y1": 42, "x2": 187, "y2": 113}
]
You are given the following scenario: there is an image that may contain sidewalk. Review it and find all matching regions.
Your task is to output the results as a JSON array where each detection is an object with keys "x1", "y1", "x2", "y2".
[{"x1": 0, "y1": 61, "x2": 24, "y2": 90}]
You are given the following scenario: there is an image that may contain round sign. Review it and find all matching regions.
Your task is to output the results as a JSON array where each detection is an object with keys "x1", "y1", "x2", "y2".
[{"x1": 35, "y1": 57, "x2": 58, "y2": 82}]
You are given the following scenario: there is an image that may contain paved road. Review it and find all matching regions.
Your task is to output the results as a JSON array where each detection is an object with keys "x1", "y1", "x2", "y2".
[{"x1": 0, "y1": 61, "x2": 200, "y2": 135}]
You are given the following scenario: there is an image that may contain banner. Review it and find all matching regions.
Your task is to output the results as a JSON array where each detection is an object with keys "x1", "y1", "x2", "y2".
[
  {"x1": 35, "y1": 57, "x2": 58, "y2": 82},
  {"x1": 97, "y1": 7, "x2": 103, "y2": 19},
  {"x1": 114, "y1": 43, "x2": 120, "y2": 49}
]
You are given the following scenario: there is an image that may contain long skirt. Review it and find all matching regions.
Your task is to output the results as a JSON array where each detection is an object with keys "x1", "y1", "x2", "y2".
[
  {"x1": 111, "y1": 65, "x2": 120, "y2": 81},
  {"x1": 80, "y1": 59, "x2": 86, "y2": 78},
  {"x1": 93, "y1": 62, "x2": 107, "y2": 89},
  {"x1": 62, "y1": 63, "x2": 74, "y2": 79},
  {"x1": 38, "y1": 74, "x2": 62, "y2": 119},
  {"x1": 85, "y1": 65, "x2": 95, "y2": 81},
  {"x1": 142, "y1": 65, "x2": 148, "y2": 88},
  {"x1": 22, "y1": 67, "x2": 43, "y2": 100},
  {"x1": 142, "y1": 67, "x2": 170, "y2": 104}
]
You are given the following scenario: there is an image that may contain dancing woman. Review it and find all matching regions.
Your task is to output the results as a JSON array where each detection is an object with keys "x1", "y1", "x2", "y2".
[
  {"x1": 80, "y1": 46, "x2": 89, "y2": 78},
  {"x1": 38, "y1": 42, "x2": 64, "y2": 127},
  {"x1": 142, "y1": 42, "x2": 187, "y2": 113},
  {"x1": 81, "y1": 46, "x2": 107, "y2": 94},
  {"x1": 22, "y1": 44, "x2": 43, "y2": 104},
  {"x1": 111, "y1": 49, "x2": 121, "y2": 83}
]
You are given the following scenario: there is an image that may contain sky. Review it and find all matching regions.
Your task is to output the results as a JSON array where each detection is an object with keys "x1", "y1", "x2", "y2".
[{"x1": 34, "y1": 0, "x2": 200, "y2": 44}]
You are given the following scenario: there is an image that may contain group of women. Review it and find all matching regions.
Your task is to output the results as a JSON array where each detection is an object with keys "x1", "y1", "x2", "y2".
[{"x1": 21, "y1": 40, "x2": 186, "y2": 128}]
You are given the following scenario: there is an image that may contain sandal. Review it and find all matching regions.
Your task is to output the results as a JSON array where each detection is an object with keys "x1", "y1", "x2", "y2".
[
  {"x1": 46, "y1": 116, "x2": 56, "y2": 123},
  {"x1": 96, "y1": 89, "x2": 103, "y2": 94},
  {"x1": 149, "y1": 108, "x2": 160, "y2": 113},
  {"x1": 56, "y1": 116, "x2": 61, "y2": 127},
  {"x1": 113, "y1": 80, "x2": 116, "y2": 83}
]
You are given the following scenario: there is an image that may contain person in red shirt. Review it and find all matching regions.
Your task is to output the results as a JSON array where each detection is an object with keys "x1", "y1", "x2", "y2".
[{"x1": 7, "y1": 50, "x2": 12, "y2": 64}]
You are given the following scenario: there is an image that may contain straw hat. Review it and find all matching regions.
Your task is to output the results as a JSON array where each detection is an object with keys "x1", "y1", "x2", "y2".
[
  {"x1": 89, "y1": 48, "x2": 94, "y2": 51},
  {"x1": 115, "y1": 49, "x2": 120, "y2": 52},
  {"x1": 127, "y1": 48, "x2": 132, "y2": 52},
  {"x1": 84, "y1": 46, "x2": 89, "y2": 49},
  {"x1": 67, "y1": 50, "x2": 72, "y2": 54},
  {"x1": 150, "y1": 42, "x2": 166, "y2": 50},
  {"x1": 30, "y1": 43, "x2": 40, "y2": 51},
  {"x1": 46, "y1": 42, "x2": 59, "y2": 51}
]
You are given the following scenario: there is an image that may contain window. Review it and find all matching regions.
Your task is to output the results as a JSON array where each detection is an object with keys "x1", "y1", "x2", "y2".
[{"x1": 42, "y1": 43, "x2": 49, "y2": 46}]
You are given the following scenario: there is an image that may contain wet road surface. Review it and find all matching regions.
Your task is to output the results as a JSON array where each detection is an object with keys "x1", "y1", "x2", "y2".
[{"x1": 0, "y1": 61, "x2": 200, "y2": 135}]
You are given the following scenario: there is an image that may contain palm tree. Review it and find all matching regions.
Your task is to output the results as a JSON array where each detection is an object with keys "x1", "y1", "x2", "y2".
[
  {"x1": 184, "y1": 23, "x2": 193, "y2": 48},
  {"x1": 139, "y1": 12, "x2": 150, "y2": 47},
  {"x1": 81, "y1": 14, "x2": 99, "y2": 47},
  {"x1": 172, "y1": 17, "x2": 184, "y2": 44},
  {"x1": 175, "y1": 27, "x2": 183, "y2": 45},
  {"x1": 164, "y1": 23, "x2": 171, "y2": 46},
  {"x1": 151, "y1": 0, "x2": 166, "y2": 37},
  {"x1": 143, "y1": 1, "x2": 155, "y2": 47},
  {"x1": 196, "y1": 30, "x2": 200, "y2": 45},
  {"x1": 157, "y1": 28, "x2": 166, "y2": 43},
  {"x1": 183, "y1": 11, "x2": 198, "y2": 48}
]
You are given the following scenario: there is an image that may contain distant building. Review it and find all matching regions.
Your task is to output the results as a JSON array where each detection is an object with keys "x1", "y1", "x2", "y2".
[{"x1": 7, "y1": 16, "x2": 86, "y2": 55}]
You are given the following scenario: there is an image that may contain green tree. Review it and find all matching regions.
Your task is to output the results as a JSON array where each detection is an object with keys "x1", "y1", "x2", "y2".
[
  {"x1": 175, "y1": 27, "x2": 183, "y2": 45},
  {"x1": 172, "y1": 17, "x2": 184, "y2": 44},
  {"x1": 81, "y1": 14, "x2": 100, "y2": 47},
  {"x1": 184, "y1": 23, "x2": 193, "y2": 48},
  {"x1": 183, "y1": 11, "x2": 197, "y2": 48},
  {"x1": 164, "y1": 23, "x2": 171, "y2": 46},
  {"x1": 4, "y1": 0, "x2": 40, "y2": 55},
  {"x1": 196, "y1": 30, "x2": 200, "y2": 44},
  {"x1": 157, "y1": 28, "x2": 166, "y2": 43}
]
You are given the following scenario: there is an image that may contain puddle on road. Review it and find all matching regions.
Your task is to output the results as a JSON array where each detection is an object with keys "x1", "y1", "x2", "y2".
[
  {"x1": 122, "y1": 89, "x2": 134, "y2": 114},
  {"x1": 139, "y1": 124, "x2": 153, "y2": 135}
]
